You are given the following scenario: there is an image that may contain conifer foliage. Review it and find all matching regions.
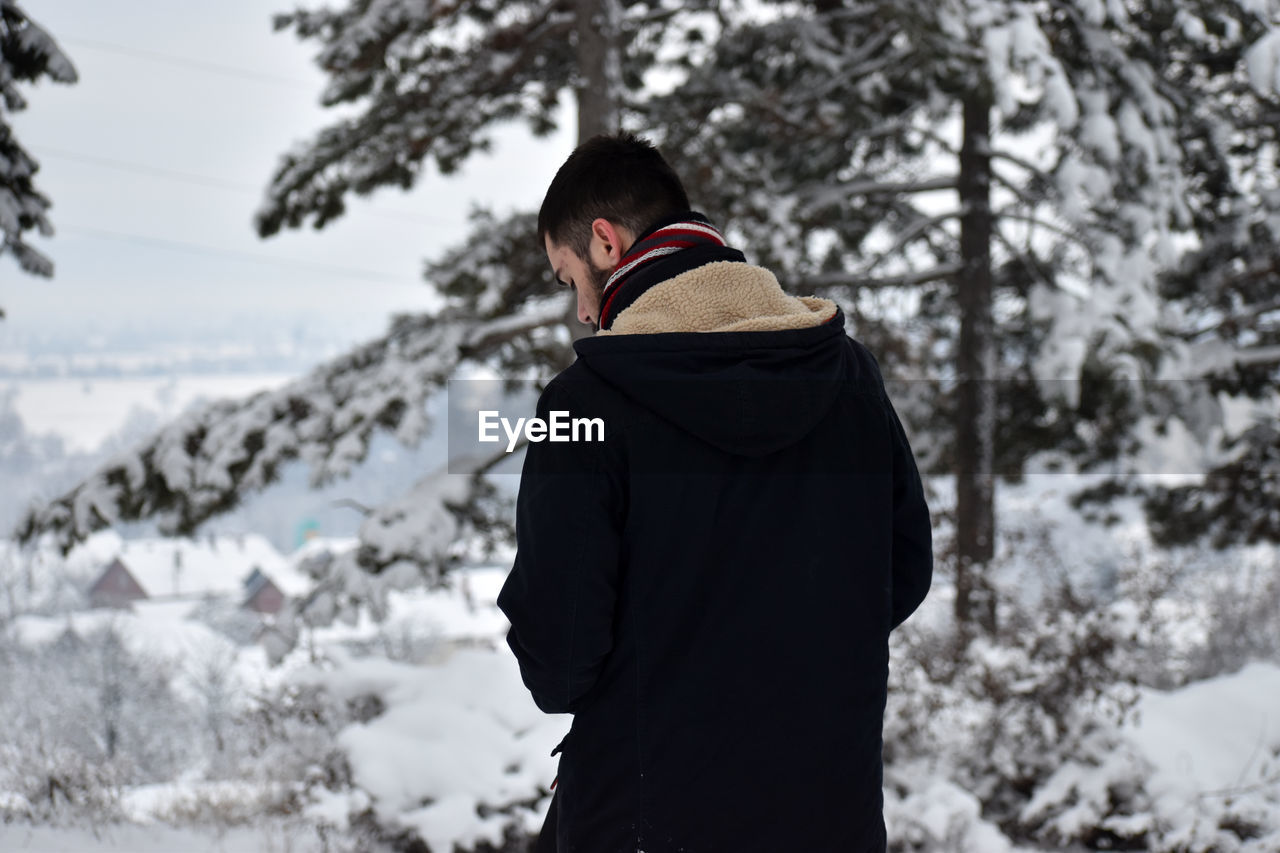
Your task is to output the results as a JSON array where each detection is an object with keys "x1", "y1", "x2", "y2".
[
  {"x1": 0, "y1": 1, "x2": 76, "y2": 310},
  {"x1": 657, "y1": 0, "x2": 1280, "y2": 621},
  {"x1": 15, "y1": 0, "x2": 1280, "y2": 643},
  {"x1": 15, "y1": 0, "x2": 718, "y2": 643}
]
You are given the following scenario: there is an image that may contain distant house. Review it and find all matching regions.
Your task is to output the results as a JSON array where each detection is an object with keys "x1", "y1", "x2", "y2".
[
  {"x1": 87, "y1": 558, "x2": 148, "y2": 609},
  {"x1": 84, "y1": 538, "x2": 298, "y2": 618},
  {"x1": 241, "y1": 567, "x2": 285, "y2": 615}
]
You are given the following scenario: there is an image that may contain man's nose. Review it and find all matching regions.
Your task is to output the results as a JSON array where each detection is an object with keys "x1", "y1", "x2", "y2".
[{"x1": 578, "y1": 296, "x2": 594, "y2": 326}]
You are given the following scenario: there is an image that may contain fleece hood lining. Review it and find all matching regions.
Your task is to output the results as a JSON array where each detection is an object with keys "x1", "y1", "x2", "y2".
[{"x1": 594, "y1": 261, "x2": 838, "y2": 337}]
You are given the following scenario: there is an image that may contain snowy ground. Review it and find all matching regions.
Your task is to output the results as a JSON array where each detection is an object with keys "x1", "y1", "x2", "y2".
[
  {"x1": 2, "y1": 374, "x2": 1278, "y2": 851},
  {"x1": 6, "y1": 534, "x2": 1278, "y2": 851},
  {"x1": 0, "y1": 819, "x2": 333, "y2": 852}
]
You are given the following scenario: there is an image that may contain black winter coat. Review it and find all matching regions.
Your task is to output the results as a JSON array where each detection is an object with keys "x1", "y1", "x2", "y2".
[{"x1": 497, "y1": 270, "x2": 932, "y2": 853}]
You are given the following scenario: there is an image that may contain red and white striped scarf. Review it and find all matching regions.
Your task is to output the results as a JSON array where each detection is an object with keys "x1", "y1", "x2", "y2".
[{"x1": 599, "y1": 216, "x2": 729, "y2": 327}]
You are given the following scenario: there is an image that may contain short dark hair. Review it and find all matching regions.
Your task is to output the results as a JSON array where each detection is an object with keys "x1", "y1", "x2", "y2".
[{"x1": 537, "y1": 132, "x2": 690, "y2": 259}]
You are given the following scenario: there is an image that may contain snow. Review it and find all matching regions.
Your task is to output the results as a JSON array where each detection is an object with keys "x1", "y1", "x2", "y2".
[
  {"x1": 1245, "y1": 29, "x2": 1280, "y2": 97},
  {"x1": 1078, "y1": 97, "x2": 1122, "y2": 164},
  {"x1": 886, "y1": 772, "x2": 1030, "y2": 852},
  {"x1": 105, "y1": 533, "x2": 304, "y2": 599},
  {"x1": 0, "y1": 820, "x2": 327, "y2": 852},
  {"x1": 302, "y1": 565, "x2": 511, "y2": 649},
  {"x1": 3, "y1": 374, "x2": 294, "y2": 454},
  {"x1": 10, "y1": 605, "x2": 245, "y2": 690},
  {"x1": 288, "y1": 644, "x2": 564, "y2": 853},
  {"x1": 1128, "y1": 662, "x2": 1280, "y2": 797}
]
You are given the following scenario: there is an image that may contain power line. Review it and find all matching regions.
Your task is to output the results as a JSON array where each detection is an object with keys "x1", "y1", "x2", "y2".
[
  {"x1": 49, "y1": 38, "x2": 469, "y2": 230},
  {"x1": 62, "y1": 36, "x2": 315, "y2": 89},
  {"x1": 39, "y1": 146, "x2": 258, "y2": 192},
  {"x1": 59, "y1": 223, "x2": 414, "y2": 283},
  {"x1": 35, "y1": 146, "x2": 460, "y2": 228}
]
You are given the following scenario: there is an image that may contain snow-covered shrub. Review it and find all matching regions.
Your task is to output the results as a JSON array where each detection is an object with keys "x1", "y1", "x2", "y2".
[
  {"x1": 232, "y1": 679, "x2": 356, "y2": 811},
  {"x1": 0, "y1": 624, "x2": 195, "y2": 822},
  {"x1": 884, "y1": 771, "x2": 1024, "y2": 853},
  {"x1": 1183, "y1": 550, "x2": 1280, "y2": 682},
  {"x1": 1026, "y1": 662, "x2": 1280, "y2": 853},
  {"x1": 264, "y1": 647, "x2": 562, "y2": 853},
  {"x1": 0, "y1": 741, "x2": 127, "y2": 826},
  {"x1": 885, "y1": 508, "x2": 1280, "y2": 853},
  {"x1": 885, "y1": 571, "x2": 1146, "y2": 849},
  {"x1": 1106, "y1": 537, "x2": 1280, "y2": 689}
]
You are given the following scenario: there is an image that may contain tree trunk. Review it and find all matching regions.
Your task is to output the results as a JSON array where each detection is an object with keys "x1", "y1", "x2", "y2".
[
  {"x1": 560, "y1": 0, "x2": 624, "y2": 344},
  {"x1": 573, "y1": 0, "x2": 622, "y2": 142},
  {"x1": 954, "y1": 92, "x2": 997, "y2": 638}
]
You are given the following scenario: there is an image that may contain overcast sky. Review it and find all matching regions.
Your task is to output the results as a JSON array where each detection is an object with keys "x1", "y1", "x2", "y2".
[{"x1": 2, "y1": 0, "x2": 575, "y2": 350}]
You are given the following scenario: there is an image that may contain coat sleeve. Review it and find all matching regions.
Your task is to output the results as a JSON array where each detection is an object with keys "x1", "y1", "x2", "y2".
[
  {"x1": 496, "y1": 380, "x2": 625, "y2": 714},
  {"x1": 853, "y1": 339, "x2": 933, "y2": 629},
  {"x1": 885, "y1": 391, "x2": 933, "y2": 630}
]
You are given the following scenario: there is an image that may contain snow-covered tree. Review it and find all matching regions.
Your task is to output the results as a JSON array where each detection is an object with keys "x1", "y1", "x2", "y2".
[
  {"x1": 15, "y1": 0, "x2": 1280, "y2": 648},
  {"x1": 0, "y1": 0, "x2": 77, "y2": 311},
  {"x1": 654, "y1": 0, "x2": 1280, "y2": 632},
  {"x1": 13, "y1": 0, "x2": 719, "y2": 649}
]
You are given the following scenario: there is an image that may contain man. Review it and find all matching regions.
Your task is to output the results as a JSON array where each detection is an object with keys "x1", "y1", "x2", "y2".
[{"x1": 496, "y1": 133, "x2": 932, "y2": 853}]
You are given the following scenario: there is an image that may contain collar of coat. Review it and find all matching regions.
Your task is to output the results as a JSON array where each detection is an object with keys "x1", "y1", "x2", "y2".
[{"x1": 596, "y1": 258, "x2": 839, "y2": 336}]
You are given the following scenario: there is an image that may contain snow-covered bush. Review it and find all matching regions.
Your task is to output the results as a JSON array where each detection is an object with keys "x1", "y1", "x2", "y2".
[
  {"x1": 0, "y1": 741, "x2": 127, "y2": 826},
  {"x1": 885, "y1": 575, "x2": 1144, "y2": 846},
  {"x1": 0, "y1": 624, "x2": 192, "y2": 825},
  {"x1": 231, "y1": 678, "x2": 356, "y2": 811},
  {"x1": 257, "y1": 646, "x2": 563, "y2": 853},
  {"x1": 1183, "y1": 551, "x2": 1280, "y2": 682},
  {"x1": 58, "y1": 626, "x2": 195, "y2": 780},
  {"x1": 883, "y1": 503, "x2": 1280, "y2": 852}
]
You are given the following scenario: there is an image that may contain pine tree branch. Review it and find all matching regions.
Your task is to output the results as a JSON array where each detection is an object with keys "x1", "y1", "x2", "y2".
[
  {"x1": 990, "y1": 224, "x2": 1056, "y2": 293},
  {"x1": 14, "y1": 301, "x2": 567, "y2": 554},
  {"x1": 993, "y1": 209, "x2": 1091, "y2": 249},
  {"x1": 799, "y1": 262, "x2": 964, "y2": 292},
  {"x1": 256, "y1": 4, "x2": 575, "y2": 236},
  {"x1": 1179, "y1": 298, "x2": 1280, "y2": 341},
  {"x1": 331, "y1": 498, "x2": 374, "y2": 516},
  {"x1": 989, "y1": 148, "x2": 1055, "y2": 186},
  {"x1": 855, "y1": 210, "x2": 964, "y2": 278},
  {"x1": 799, "y1": 176, "x2": 959, "y2": 216},
  {"x1": 990, "y1": 159, "x2": 1054, "y2": 213}
]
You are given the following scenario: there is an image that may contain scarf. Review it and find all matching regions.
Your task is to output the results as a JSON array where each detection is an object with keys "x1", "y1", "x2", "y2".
[{"x1": 598, "y1": 212, "x2": 745, "y2": 330}]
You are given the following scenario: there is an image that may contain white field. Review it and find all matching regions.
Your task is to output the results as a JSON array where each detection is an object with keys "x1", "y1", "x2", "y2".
[{"x1": 4, "y1": 373, "x2": 296, "y2": 453}]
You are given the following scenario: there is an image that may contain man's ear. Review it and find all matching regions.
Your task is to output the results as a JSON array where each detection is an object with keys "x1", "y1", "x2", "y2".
[{"x1": 589, "y1": 218, "x2": 630, "y2": 268}]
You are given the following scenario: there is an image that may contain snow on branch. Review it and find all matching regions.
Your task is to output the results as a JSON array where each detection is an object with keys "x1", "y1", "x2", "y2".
[
  {"x1": 14, "y1": 302, "x2": 566, "y2": 554},
  {"x1": 261, "y1": 451, "x2": 516, "y2": 663},
  {"x1": 798, "y1": 263, "x2": 965, "y2": 292},
  {"x1": 0, "y1": 1, "x2": 78, "y2": 282},
  {"x1": 255, "y1": 0, "x2": 575, "y2": 236}
]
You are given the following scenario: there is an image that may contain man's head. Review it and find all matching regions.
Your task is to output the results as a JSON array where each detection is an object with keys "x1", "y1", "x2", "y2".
[{"x1": 538, "y1": 132, "x2": 690, "y2": 328}]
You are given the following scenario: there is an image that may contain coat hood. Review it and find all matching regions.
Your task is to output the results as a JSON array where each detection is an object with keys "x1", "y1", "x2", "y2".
[{"x1": 572, "y1": 260, "x2": 848, "y2": 457}]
